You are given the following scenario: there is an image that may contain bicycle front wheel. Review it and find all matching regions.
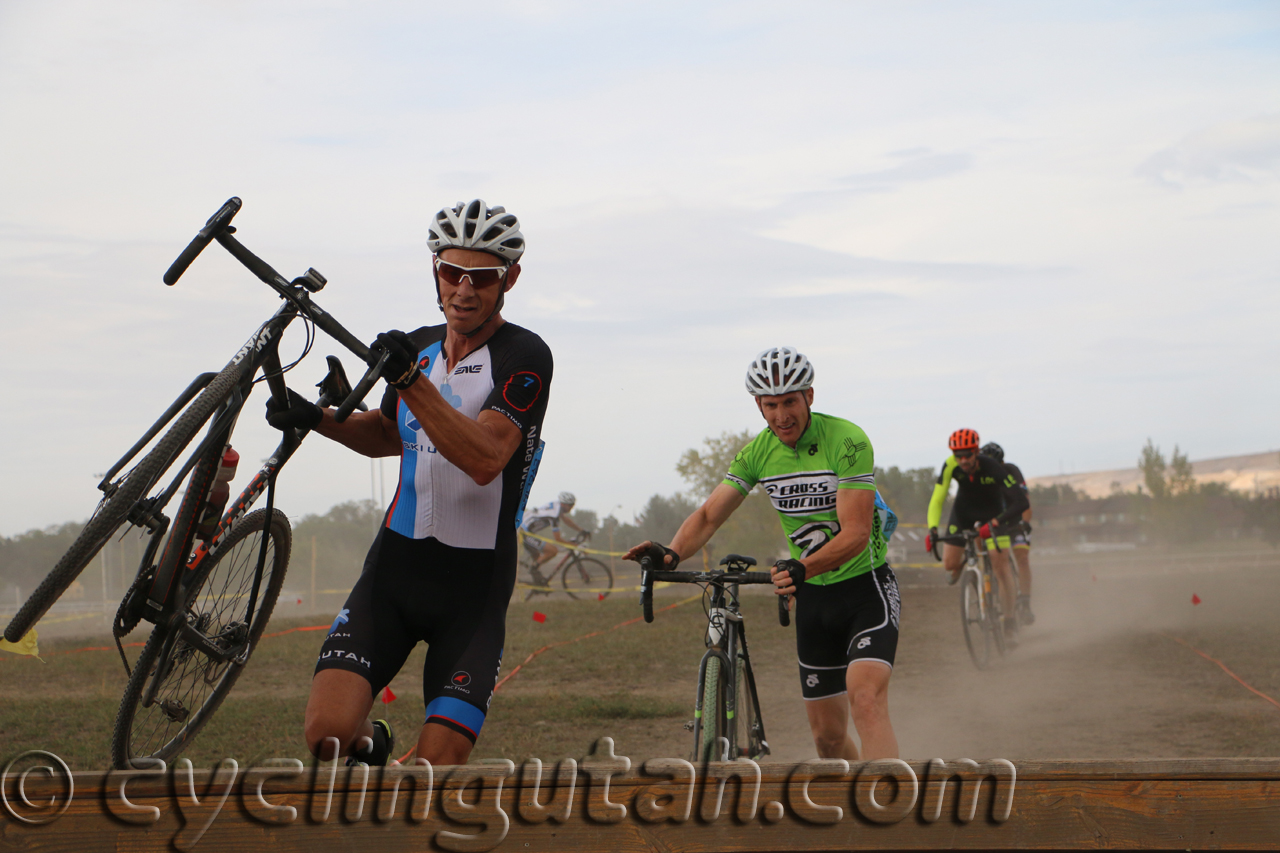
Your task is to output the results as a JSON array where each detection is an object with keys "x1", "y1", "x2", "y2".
[
  {"x1": 560, "y1": 556, "x2": 613, "y2": 600},
  {"x1": 987, "y1": 565, "x2": 1007, "y2": 658},
  {"x1": 111, "y1": 508, "x2": 290, "y2": 768},
  {"x1": 4, "y1": 366, "x2": 243, "y2": 644},
  {"x1": 734, "y1": 655, "x2": 768, "y2": 760},
  {"x1": 695, "y1": 656, "x2": 725, "y2": 764},
  {"x1": 960, "y1": 570, "x2": 990, "y2": 670}
]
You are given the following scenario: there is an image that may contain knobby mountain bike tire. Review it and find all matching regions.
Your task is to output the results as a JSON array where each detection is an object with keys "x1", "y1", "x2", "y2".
[
  {"x1": 111, "y1": 508, "x2": 290, "y2": 769},
  {"x1": 560, "y1": 556, "x2": 613, "y2": 600},
  {"x1": 734, "y1": 655, "x2": 767, "y2": 760},
  {"x1": 3, "y1": 366, "x2": 244, "y2": 644},
  {"x1": 696, "y1": 656, "x2": 725, "y2": 764},
  {"x1": 960, "y1": 570, "x2": 990, "y2": 670}
]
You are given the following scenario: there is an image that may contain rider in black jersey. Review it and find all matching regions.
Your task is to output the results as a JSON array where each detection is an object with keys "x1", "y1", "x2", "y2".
[
  {"x1": 982, "y1": 442, "x2": 1034, "y2": 625},
  {"x1": 925, "y1": 428, "x2": 1028, "y2": 632},
  {"x1": 266, "y1": 200, "x2": 551, "y2": 766}
]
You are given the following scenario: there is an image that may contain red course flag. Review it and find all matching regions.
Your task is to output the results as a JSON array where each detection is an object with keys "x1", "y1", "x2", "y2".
[
  {"x1": 598, "y1": 593, "x2": 606, "y2": 602},
  {"x1": 1191, "y1": 593, "x2": 1201, "y2": 605},
  {"x1": 532, "y1": 611, "x2": 547, "y2": 623},
  {"x1": 382, "y1": 686, "x2": 396, "y2": 704}
]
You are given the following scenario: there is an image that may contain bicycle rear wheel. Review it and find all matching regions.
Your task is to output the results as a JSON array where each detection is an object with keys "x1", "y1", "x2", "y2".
[
  {"x1": 3, "y1": 366, "x2": 243, "y2": 644},
  {"x1": 733, "y1": 654, "x2": 768, "y2": 760},
  {"x1": 960, "y1": 570, "x2": 990, "y2": 670},
  {"x1": 695, "y1": 656, "x2": 725, "y2": 763},
  {"x1": 111, "y1": 508, "x2": 290, "y2": 769},
  {"x1": 560, "y1": 556, "x2": 613, "y2": 600}
]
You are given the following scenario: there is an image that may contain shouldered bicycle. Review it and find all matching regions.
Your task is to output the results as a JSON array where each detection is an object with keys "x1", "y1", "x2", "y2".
[
  {"x1": 2, "y1": 198, "x2": 394, "y2": 768},
  {"x1": 638, "y1": 553, "x2": 788, "y2": 763}
]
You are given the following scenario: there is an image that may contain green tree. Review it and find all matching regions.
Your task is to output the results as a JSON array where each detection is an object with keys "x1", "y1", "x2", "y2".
[
  {"x1": 675, "y1": 429, "x2": 756, "y2": 499},
  {"x1": 1139, "y1": 439, "x2": 1168, "y2": 499},
  {"x1": 674, "y1": 428, "x2": 788, "y2": 563},
  {"x1": 873, "y1": 466, "x2": 937, "y2": 524},
  {"x1": 1168, "y1": 445, "x2": 1195, "y2": 496}
]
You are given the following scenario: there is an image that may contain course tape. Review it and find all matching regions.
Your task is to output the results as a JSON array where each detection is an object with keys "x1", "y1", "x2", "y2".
[
  {"x1": 1166, "y1": 633, "x2": 1280, "y2": 712},
  {"x1": 518, "y1": 528, "x2": 627, "y2": 557}
]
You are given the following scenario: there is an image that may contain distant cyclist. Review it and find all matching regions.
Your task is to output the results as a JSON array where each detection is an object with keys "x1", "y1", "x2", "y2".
[
  {"x1": 265, "y1": 200, "x2": 552, "y2": 766},
  {"x1": 925, "y1": 429, "x2": 1029, "y2": 634},
  {"x1": 981, "y1": 442, "x2": 1034, "y2": 625},
  {"x1": 521, "y1": 491, "x2": 588, "y2": 575},
  {"x1": 624, "y1": 347, "x2": 901, "y2": 761}
]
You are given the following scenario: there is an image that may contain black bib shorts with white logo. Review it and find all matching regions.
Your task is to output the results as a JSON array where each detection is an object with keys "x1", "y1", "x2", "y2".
[
  {"x1": 315, "y1": 528, "x2": 512, "y2": 744},
  {"x1": 795, "y1": 565, "x2": 901, "y2": 700}
]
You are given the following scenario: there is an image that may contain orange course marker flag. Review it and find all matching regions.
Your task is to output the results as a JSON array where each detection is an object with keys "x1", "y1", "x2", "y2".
[
  {"x1": 0, "y1": 628, "x2": 40, "y2": 660},
  {"x1": 532, "y1": 612, "x2": 547, "y2": 623}
]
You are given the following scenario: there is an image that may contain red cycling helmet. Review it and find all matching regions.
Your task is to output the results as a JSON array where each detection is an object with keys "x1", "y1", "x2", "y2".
[{"x1": 949, "y1": 428, "x2": 980, "y2": 452}]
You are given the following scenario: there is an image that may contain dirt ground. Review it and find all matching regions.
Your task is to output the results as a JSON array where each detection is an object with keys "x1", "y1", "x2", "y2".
[{"x1": 3, "y1": 550, "x2": 1279, "y2": 769}]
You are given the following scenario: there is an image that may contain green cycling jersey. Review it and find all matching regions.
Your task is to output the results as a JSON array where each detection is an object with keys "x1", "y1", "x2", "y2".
[{"x1": 723, "y1": 411, "x2": 883, "y2": 585}]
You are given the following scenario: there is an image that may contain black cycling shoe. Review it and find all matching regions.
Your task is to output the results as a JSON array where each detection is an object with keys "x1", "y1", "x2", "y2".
[{"x1": 347, "y1": 719, "x2": 395, "y2": 766}]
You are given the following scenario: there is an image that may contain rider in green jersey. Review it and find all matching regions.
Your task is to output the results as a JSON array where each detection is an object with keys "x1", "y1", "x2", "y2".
[{"x1": 625, "y1": 347, "x2": 900, "y2": 761}]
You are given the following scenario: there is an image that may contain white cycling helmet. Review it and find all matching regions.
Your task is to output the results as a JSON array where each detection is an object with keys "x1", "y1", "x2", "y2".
[
  {"x1": 558, "y1": 491, "x2": 576, "y2": 506},
  {"x1": 427, "y1": 199, "x2": 525, "y2": 263},
  {"x1": 745, "y1": 346, "x2": 814, "y2": 396}
]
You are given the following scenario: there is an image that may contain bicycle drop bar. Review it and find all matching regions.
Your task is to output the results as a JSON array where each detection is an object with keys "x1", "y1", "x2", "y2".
[{"x1": 164, "y1": 198, "x2": 242, "y2": 285}]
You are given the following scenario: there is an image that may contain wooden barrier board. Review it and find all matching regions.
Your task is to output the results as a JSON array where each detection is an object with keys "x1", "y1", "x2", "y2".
[{"x1": 3, "y1": 749, "x2": 1279, "y2": 851}]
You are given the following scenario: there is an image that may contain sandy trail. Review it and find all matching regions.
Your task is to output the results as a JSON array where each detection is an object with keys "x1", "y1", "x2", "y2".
[{"x1": 755, "y1": 555, "x2": 1280, "y2": 762}]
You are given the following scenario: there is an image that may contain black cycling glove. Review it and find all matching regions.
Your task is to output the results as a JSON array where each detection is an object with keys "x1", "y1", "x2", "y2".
[
  {"x1": 773, "y1": 558, "x2": 806, "y2": 592},
  {"x1": 643, "y1": 542, "x2": 680, "y2": 570},
  {"x1": 265, "y1": 387, "x2": 323, "y2": 432},
  {"x1": 372, "y1": 330, "x2": 422, "y2": 390}
]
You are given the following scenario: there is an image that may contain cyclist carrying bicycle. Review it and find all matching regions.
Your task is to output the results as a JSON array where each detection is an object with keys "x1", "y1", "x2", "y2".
[
  {"x1": 980, "y1": 442, "x2": 1034, "y2": 624},
  {"x1": 925, "y1": 429, "x2": 1029, "y2": 634},
  {"x1": 624, "y1": 347, "x2": 901, "y2": 761},
  {"x1": 521, "y1": 491, "x2": 588, "y2": 573},
  {"x1": 265, "y1": 200, "x2": 552, "y2": 766}
]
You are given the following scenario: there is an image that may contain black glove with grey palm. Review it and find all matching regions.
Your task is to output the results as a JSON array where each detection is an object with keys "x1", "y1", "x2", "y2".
[
  {"x1": 265, "y1": 387, "x2": 323, "y2": 432},
  {"x1": 773, "y1": 558, "x2": 806, "y2": 593},
  {"x1": 371, "y1": 330, "x2": 422, "y2": 390}
]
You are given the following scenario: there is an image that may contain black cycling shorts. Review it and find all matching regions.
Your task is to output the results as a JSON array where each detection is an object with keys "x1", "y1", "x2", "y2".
[
  {"x1": 795, "y1": 565, "x2": 901, "y2": 700},
  {"x1": 315, "y1": 529, "x2": 513, "y2": 744}
]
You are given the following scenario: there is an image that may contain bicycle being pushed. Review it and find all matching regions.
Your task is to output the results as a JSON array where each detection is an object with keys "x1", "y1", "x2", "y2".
[
  {"x1": 3, "y1": 198, "x2": 396, "y2": 769},
  {"x1": 520, "y1": 531, "x2": 614, "y2": 601},
  {"x1": 933, "y1": 521, "x2": 1030, "y2": 670},
  {"x1": 638, "y1": 552, "x2": 788, "y2": 763}
]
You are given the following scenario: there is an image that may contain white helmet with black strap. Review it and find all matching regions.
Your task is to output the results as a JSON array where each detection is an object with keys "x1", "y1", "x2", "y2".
[
  {"x1": 427, "y1": 199, "x2": 525, "y2": 335},
  {"x1": 745, "y1": 346, "x2": 815, "y2": 396}
]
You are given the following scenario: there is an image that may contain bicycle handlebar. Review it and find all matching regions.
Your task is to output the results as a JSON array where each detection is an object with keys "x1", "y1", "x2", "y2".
[
  {"x1": 164, "y1": 198, "x2": 242, "y2": 286},
  {"x1": 335, "y1": 350, "x2": 390, "y2": 423},
  {"x1": 638, "y1": 555, "x2": 788, "y2": 626}
]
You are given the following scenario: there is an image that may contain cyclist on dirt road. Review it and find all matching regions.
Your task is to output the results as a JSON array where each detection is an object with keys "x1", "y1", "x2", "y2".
[
  {"x1": 521, "y1": 491, "x2": 588, "y2": 574},
  {"x1": 925, "y1": 429, "x2": 1029, "y2": 634},
  {"x1": 265, "y1": 200, "x2": 552, "y2": 766},
  {"x1": 624, "y1": 346, "x2": 902, "y2": 761},
  {"x1": 980, "y1": 441, "x2": 1034, "y2": 625}
]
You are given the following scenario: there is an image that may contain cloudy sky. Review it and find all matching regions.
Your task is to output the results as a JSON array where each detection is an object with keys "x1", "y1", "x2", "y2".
[{"x1": 1, "y1": 1, "x2": 1277, "y2": 536}]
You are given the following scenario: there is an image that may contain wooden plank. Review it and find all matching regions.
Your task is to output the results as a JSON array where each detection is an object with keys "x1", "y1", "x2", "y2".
[{"x1": 4, "y1": 758, "x2": 1280, "y2": 851}]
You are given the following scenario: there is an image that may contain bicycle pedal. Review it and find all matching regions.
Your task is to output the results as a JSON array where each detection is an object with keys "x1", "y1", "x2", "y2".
[{"x1": 683, "y1": 720, "x2": 695, "y2": 731}]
